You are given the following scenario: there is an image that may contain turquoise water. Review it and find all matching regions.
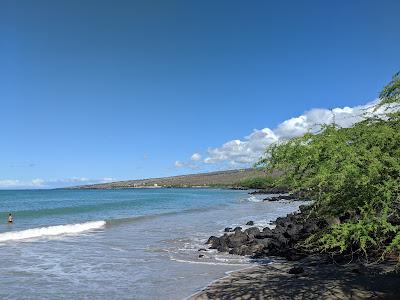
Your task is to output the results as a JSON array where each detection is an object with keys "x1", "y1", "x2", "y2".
[
  {"x1": 0, "y1": 189, "x2": 236, "y2": 232},
  {"x1": 0, "y1": 189, "x2": 306, "y2": 299}
]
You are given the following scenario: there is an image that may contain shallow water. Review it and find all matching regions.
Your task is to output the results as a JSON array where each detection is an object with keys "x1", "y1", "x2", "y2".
[{"x1": 0, "y1": 189, "x2": 306, "y2": 299}]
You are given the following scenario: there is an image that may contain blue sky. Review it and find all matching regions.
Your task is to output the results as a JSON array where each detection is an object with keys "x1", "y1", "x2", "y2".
[{"x1": 1, "y1": 0, "x2": 399, "y2": 188}]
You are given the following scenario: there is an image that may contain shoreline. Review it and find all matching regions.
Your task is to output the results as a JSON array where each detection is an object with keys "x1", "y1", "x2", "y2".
[
  {"x1": 189, "y1": 257, "x2": 400, "y2": 300},
  {"x1": 187, "y1": 190, "x2": 400, "y2": 300},
  {"x1": 64, "y1": 168, "x2": 269, "y2": 190},
  {"x1": 183, "y1": 264, "x2": 259, "y2": 300},
  {"x1": 1, "y1": 188, "x2": 285, "y2": 299}
]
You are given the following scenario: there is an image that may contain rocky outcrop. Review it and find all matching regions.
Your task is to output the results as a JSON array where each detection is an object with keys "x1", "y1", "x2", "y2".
[
  {"x1": 248, "y1": 188, "x2": 289, "y2": 195},
  {"x1": 263, "y1": 195, "x2": 296, "y2": 201},
  {"x1": 204, "y1": 204, "x2": 329, "y2": 261},
  {"x1": 247, "y1": 187, "x2": 310, "y2": 201},
  {"x1": 288, "y1": 266, "x2": 304, "y2": 274},
  {"x1": 230, "y1": 187, "x2": 249, "y2": 190}
]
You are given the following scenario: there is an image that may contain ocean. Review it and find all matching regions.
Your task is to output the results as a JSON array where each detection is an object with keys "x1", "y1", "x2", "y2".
[{"x1": 0, "y1": 188, "x2": 306, "y2": 299}]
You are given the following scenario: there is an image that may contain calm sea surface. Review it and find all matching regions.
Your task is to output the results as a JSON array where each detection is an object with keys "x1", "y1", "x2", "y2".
[{"x1": 0, "y1": 189, "x2": 306, "y2": 299}]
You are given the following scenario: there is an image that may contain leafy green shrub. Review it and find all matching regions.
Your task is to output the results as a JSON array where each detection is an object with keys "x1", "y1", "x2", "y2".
[
  {"x1": 258, "y1": 73, "x2": 400, "y2": 261},
  {"x1": 238, "y1": 176, "x2": 276, "y2": 189}
]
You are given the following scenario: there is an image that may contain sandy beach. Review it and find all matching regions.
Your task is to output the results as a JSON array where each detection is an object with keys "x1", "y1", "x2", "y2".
[{"x1": 190, "y1": 256, "x2": 400, "y2": 300}]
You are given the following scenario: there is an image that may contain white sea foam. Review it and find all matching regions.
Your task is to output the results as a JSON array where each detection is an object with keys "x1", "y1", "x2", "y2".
[
  {"x1": 0, "y1": 221, "x2": 106, "y2": 242},
  {"x1": 170, "y1": 257, "x2": 249, "y2": 266},
  {"x1": 246, "y1": 195, "x2": 263, "y2": 202}
]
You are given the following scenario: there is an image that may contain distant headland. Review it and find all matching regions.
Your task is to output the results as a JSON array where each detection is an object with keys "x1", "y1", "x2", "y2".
[{"x1": 66, "y1": 168, "x2": 267, "y2": 189}]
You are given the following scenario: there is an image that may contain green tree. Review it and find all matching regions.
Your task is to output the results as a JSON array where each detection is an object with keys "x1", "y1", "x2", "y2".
[{"x1": 258, "y1": 73, "x2": 400, "y2": 261}]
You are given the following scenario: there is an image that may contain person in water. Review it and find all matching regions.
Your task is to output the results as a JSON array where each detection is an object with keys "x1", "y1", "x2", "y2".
[{"x1": 8, "y1": 213, "x2": 13, "y2": 223}]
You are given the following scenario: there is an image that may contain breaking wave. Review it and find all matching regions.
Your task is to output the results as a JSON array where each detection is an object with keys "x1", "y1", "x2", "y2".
[{"x1": 0, "y1": 221, "x2": 105, "y2": 242}]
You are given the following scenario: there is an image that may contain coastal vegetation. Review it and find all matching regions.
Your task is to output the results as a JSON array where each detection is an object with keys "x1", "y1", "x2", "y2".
[
  {"x1": 237, "y1": 176, "x2": 276, "y2": 189},
  {"x1": 257, "y1": 73, "x2": 400, "y2": 262}
]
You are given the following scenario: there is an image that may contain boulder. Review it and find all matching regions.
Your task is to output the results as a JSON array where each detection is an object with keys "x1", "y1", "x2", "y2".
[
  {"x1": 255, "y1": 229, "x2": 273, "y2": 239},
  {"x1": 248, "y1": 243, "x2": 265, "y2": 254},
  {"x1": 301, "y1": 223, "x2": 320, "y2": 236},
  {"x1": 209, "y1": 238, "x2": 220, "y2": 249},
  {"x1": 285, "y1": 223, "x2": 303, "y2": 240},
  {"x1": 264, "y1": 197, "x2": 279, "y2": 202},
  {"x1": 229, "y1": 245, "x2": 258, "y2": 256},
  {"x1": 264, "y1": 195, "x2": 296, "y2": 201},
  {"x1": 227, "y1": 231, "x2": 248, "y2": 248},
  {"x1": 299, "y1": 205, "x2": 310, "y2": 213},
  {"x1": 208, "y1": 234, "x2": 228, "y2": 249},
  {"x1": 211, "y1": 203, "x2": 330, "y2": 260},
  {"x1": 272, "y1": 233, "x2": 289, "y2": 247},
  {"x1": 248, "y1": 188, "x2": 289, "y2": 195},
  {"x1": 272, "y1": 224, "x2": 286, "y2": 236},
  {"x1": 217, "y1": 245, "x2": 229, "y2": 252},
  {"x1": 288, "y1": 266, "x2": 304, "y2": 274},
  {"x1": 206, "y1": 236, "x2": 219, "y2": 245},
  {"x1": 254, "y1": 238, "x2": 271, "y2": 248},
  {"x1": 224, "y1": 227, "x2": 233, "y2": 232},
  {"x1": 229, "y1": 246, "x2": 245, "y2": 255},
  {"x1": 246, "y1": 221, "x2": 254, "y2": 226},
  {"x1": 244, "y1": 227, "x2": 260, "y2": 237}
]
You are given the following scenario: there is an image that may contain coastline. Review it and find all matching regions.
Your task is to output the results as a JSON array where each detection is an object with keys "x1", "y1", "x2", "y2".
[
  {"x1": 65, "y1": 168, "x2": 267, "y2": 190},
  {"x1": 1, "y1": 188, "x2": 303, "y2": 299},
  {"x1": 186, "y1": 190, "x2": 400, "y2": 300},
  {"x1": 189, "y1": 257, "x2": 400, "y2": 300}
]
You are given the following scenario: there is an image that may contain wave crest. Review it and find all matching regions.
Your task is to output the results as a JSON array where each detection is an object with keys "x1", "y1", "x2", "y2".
[{"x1": 0, "y1": 221, "x2": 105, "y2": 242}]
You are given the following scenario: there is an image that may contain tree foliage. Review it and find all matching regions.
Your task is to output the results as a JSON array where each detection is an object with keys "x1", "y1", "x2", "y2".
[
  {"x1": 258, "y1": 73, "x2": 400, "y2": 261},
  {"x1": 238, "y1": 176, "x2": 276, "y2": 189},
  {"x1": 377, "y1": 72, "x2": 400, "y2": 109}
]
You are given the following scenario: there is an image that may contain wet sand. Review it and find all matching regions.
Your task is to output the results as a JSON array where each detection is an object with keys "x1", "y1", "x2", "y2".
[{"x1": 190, "y1": 257, "x2": 400, "y2": 300}]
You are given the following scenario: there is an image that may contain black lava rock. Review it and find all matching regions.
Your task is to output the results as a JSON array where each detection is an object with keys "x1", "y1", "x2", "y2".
[{"x1": 288, "y1": 266, "x2": 304, "y2": 274}]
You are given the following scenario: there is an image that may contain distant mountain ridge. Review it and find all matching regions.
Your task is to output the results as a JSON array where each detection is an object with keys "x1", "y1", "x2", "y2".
[{"x1": 67, "y1": 168, "x2": 266, "y2": 189}]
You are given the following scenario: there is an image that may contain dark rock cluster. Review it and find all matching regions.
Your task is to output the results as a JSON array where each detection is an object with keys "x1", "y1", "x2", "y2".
[
  {"x1": 263, "y1": 195, "x2": 297, "y2": 201},
  {"x1": 249, "y1": 189, "x2": 309, "y2": 201},
  {"x1": 205, "y1": 205, "x2": 329, "y2": 260},
  {"x1": 248, "y1": 188, "x2": 289, "y2": 195}
]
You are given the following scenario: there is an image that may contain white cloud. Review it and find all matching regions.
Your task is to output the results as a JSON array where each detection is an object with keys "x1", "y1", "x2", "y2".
[
  {"x1": 174, "y1": 160, "x2": 201, "y2": 170},
  {"x1": 191, "y1": 153, "x2": 202, "y2": 161},
  {"x1": 47, "y1": 177, "x2": 117, "y2": 185},
  {"x1": 274, "y1": 102, "x2": 378, "y2": 139},
  {"x1": 181, "y1": 99, "x2": 395, "y2": 167},
  {"x1": 0, "y1": 178, "x2": 45, "y2": 189},
  {"x1": 204, "y1": 128, "x2": 278, "y2": 165},
  {"x1": 0, "y1": 177, "x2": 117, "y2": 189},
  {"x1": 174, "y1": 160, "x2": 184, "y2": 168},
  {"x1": 31, "y1": 178, "x2": 45, "y2": 186},
  {"x1": 99, "y1": 177, "x2": 116, "y2": 183}
]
